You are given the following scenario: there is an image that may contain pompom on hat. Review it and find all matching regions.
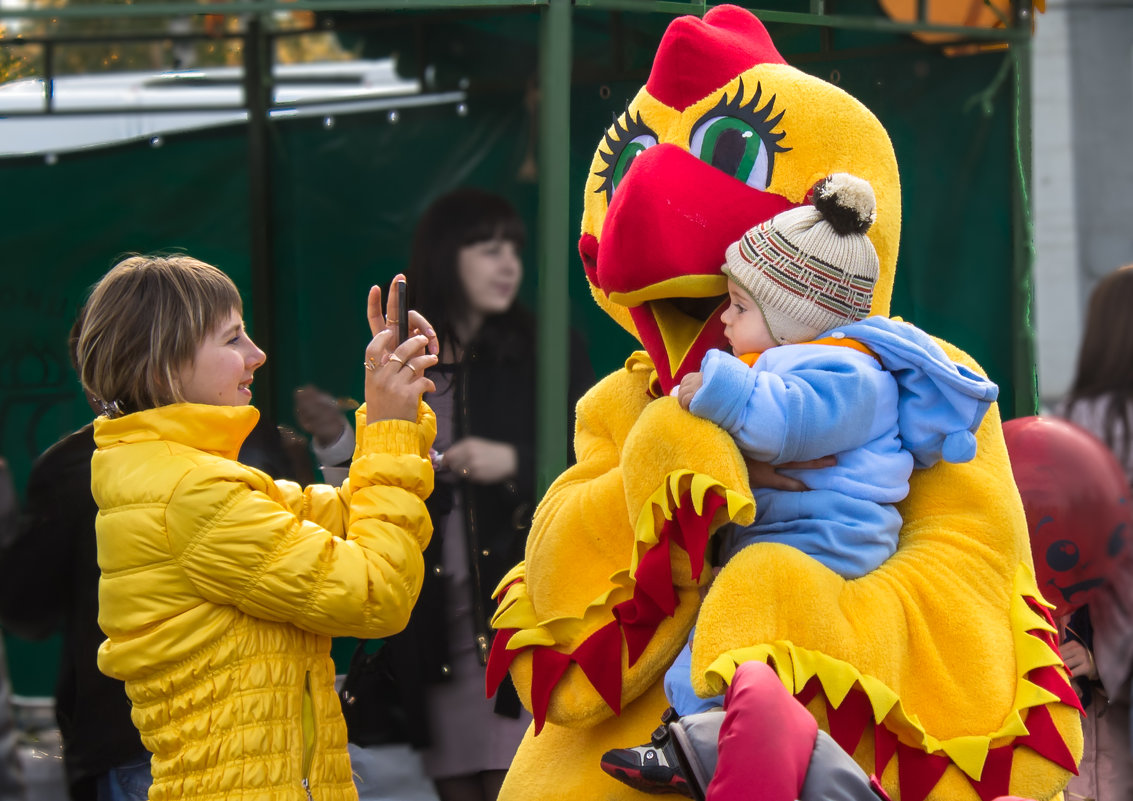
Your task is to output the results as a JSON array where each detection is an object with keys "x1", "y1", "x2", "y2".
[{"x1": 723, "y1": 173, "x2": 880, "y2": 345}]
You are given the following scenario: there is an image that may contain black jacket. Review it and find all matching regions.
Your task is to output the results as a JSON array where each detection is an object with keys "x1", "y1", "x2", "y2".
[
  {"x1": 383, "y1": 313, "x2": 593, "y2": 748},
  {"x1": 0, "y1": 425, "x2": 147, "y2": 800}
]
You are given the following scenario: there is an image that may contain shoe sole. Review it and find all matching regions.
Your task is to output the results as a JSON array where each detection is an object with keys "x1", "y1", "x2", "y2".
[{"x1": 602, "y1": 765, "x2": 692, "y2": 797}]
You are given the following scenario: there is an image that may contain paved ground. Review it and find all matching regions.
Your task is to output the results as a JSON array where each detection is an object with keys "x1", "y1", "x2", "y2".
[
  {"x1": 17, "y1": 732, "x2": 440, "y2": 801},
  {"x1": 349, "y1": 744, "x2": 440, "y2": 801}
]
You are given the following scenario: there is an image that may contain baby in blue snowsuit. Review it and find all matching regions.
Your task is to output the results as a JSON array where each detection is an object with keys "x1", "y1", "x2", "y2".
[
  {"x1": 668, "y1": 173, "x2": 1000, "y2": 715},
  {"x1": 602, "y1": 174, "x2": 1000, "y2": 797}
]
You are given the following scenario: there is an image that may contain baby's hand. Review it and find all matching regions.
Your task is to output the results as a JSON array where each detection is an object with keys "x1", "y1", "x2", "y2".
[{"x1": 676, "y1": 372, "x2": 703, "y2": 410}]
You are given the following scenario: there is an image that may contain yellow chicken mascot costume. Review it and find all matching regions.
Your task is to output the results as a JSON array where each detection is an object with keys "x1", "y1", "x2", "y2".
[{"x1": 486, "y1": 6, "x2": 1083, "y2": 800}]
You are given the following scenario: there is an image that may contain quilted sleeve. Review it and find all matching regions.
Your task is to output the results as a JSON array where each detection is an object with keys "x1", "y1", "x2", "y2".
[
  {"x1": 165, "y1": 404, "x2": 436, "y2": 639},
  {"x1": 266, "y1": 478, "x2": 351, "y2": 540}
]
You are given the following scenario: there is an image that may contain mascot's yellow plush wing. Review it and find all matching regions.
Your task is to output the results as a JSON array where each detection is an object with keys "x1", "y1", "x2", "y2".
[{"x1": 488, "y1": 7, "x2": 1081, "y2": 801}]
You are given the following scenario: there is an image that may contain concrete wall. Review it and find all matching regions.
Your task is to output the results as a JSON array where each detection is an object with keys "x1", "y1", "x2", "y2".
[{"x1": 1032, "y1": 0, "x2": 1133, "y2": 406}]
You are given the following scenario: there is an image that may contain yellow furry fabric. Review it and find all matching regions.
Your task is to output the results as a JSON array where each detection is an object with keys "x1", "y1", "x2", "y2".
[
  {"x1": 502, "y1": 681, "x2": 673, "y2": 801},
  {"x1": 495, "y1": 358, "x2": 753, "y2": 729}
]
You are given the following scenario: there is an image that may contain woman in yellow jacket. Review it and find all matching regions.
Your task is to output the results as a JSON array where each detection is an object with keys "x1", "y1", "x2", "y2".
[{"x1": 75, "y1": 254, "x2": 439, "y2": 801}]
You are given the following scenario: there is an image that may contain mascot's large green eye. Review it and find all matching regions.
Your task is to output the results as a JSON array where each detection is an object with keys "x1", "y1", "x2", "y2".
[
  {"x1": 612, "y1": 134, "x2": 658, "y2": 188},
  {"x1": 595, "y1": 110, "x2": 659, "y2": 202},
  {"x1": 688, "y1": 79, "x2": 789, "y2": 191},
  {"x1": 689, "y1": 117, "x2": 771, "y2": 188}
]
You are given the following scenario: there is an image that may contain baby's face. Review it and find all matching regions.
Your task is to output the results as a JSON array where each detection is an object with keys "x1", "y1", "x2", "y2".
[{"x1": 720, "y1": 279, "x2": 778, "y2": 355}]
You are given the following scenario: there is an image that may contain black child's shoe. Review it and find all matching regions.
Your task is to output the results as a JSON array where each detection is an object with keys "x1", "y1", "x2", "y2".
[{"x1": 600, "y1": 711, "x2": 695, "y2": 798}]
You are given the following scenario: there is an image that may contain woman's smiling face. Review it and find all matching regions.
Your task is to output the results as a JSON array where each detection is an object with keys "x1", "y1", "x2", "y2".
[{"x1": 175, "y1": 309, "x2": 267, "y2": 406}]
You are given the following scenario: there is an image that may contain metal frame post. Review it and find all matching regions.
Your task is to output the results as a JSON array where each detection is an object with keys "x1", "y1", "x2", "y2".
[
  {"x1": 244, "y1": 5, "x2": 277, "y2": 422},
  {"x1": 1011, "y1": 0, "x2": 1037, "y2": 416},
  {"x1": 535, "y1": 0, "x2": 571, "y2": 496}
]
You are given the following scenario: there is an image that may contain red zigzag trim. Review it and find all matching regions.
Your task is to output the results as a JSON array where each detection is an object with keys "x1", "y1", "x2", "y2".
[
  {"x1": 485, "y1": 488, "x2": 724, "y2": 732},
  {"x1": 816, "y1": 629, "x2": 1080, "y2": 801}
]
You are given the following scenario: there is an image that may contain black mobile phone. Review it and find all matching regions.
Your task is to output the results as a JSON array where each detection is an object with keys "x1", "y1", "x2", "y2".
[{"x1": 397, "y1": 279, "x2": 409, "y2": 345}]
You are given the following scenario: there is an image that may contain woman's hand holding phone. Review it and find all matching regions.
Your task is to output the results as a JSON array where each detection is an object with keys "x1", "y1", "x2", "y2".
[{"x1": 363, "y1": 275, "x2": 439, "y2": 423}]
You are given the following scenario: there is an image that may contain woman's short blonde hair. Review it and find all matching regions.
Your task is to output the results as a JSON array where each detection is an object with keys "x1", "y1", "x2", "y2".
[{"x1": 77, "y1": 254, "x2": 243, "y2": 414}]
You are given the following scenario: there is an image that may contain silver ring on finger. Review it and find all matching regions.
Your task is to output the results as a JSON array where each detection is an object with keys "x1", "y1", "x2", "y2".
[{"x1": 364, "y1": 357, "x2": 379, "y2": 372}]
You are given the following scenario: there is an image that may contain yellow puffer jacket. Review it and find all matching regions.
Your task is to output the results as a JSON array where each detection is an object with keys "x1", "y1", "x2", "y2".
[{"x1": 91, "y1": 402, "x2": 435, "y2": 801}]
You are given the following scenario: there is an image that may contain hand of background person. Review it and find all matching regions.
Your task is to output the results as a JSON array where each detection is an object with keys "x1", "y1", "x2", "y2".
[
  {"x1": 364, "y1": 279, "x2": 439, "y2": 423},
  {"x1": 1060, "y1": 639, "x2": 1099, "y2": 680},
  {"x1": 745, "y1": 455, "x2": 837, "y2": 492},
  {"x1": 276, "y1": 425, "x2": 316, "y2": 486},
  {"x1": 440, "y1": 437, "x2": 517, "y2": 484},
  {"x1": 676, "y1": 372, "x2": 703, "y2": 410},
  {"x1": 293, "y1": 385, "x2": 349, "y2": 446}
]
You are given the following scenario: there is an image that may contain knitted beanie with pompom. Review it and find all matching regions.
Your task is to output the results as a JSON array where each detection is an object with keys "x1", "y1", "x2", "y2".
[{"x1": 722, "y1": 173, "x2": 879, "y2": 345}]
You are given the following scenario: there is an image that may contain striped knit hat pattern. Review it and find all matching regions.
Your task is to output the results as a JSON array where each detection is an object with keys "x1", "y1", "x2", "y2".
[{"x1": 723, "y1": 173, "x2": 879, "y2": 345}]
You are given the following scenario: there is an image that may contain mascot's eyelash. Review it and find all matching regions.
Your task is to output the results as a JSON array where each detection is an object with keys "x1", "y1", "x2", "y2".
[
  {"x1": 689, "y1": 79, "x2": 791, "y2": 184},
  {"x1": 594, "y1": 107, "x2": 659, "y2": 202}
]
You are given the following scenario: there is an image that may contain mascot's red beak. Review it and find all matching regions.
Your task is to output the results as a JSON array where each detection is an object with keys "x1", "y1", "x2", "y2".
[
  {"x1": 592, "y1": 143, "x2": 795, "y2": 294},
  {"x1": 582, "y1": 143, "x2": 797, "y2": 393}
]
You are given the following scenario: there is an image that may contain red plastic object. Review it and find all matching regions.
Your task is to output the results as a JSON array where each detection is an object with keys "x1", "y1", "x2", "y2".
[{"x1": 1003, "y1": 416, "x2": 1132, "y2": 618}]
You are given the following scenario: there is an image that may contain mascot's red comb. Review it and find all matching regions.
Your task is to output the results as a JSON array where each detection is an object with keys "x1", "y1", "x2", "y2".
[{"x1": 646, "y1": 5, "x2": 787, "y2": 111}]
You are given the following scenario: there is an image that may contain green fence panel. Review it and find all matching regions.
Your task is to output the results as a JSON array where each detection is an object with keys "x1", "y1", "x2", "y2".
[
  {"x1": 1, "y1": 131, "x2": 253, "y2": 694},
  {"x1": 0, "y1": 8, "x2": 1023, "y2": 694},
  {"x1": 835, "y1": 49, "x2": 1018, "y2": 413}
]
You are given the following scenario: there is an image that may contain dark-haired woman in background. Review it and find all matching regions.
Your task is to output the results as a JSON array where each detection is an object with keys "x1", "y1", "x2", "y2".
[
  {"x1": 1056, "y1": 263, "x2": 1133, "y2": 801},
  {"x1": 1059, "y1": 264, "x2": 1133, "y2": 485},
  {"x1": 385, "y1": 188, "x2": 593, "y2": 801}
]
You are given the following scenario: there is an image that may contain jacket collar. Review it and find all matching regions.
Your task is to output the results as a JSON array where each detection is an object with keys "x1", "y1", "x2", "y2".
[{"x1": 93, "y1": 403, "x2": 260, "y2": 462}]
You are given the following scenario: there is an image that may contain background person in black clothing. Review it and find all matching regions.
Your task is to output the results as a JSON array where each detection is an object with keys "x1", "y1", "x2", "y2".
[
  {"x1": 377, "y1": 188, "x2": 592, "y2": 801},
  {"x1": 0, "y1": 456, "x2": 28, "y2": 801},
  {"x1": 0, "y1": 319, "x2": 150, "y2": 801}
]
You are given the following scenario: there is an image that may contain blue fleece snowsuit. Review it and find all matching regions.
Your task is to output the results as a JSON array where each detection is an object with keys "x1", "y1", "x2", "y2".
[{"x1": 665, "y1": 315, "x2": 1000, "y2": 715}]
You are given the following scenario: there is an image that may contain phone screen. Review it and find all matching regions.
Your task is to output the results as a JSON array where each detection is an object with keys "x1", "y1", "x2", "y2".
[{"x1": 397, "y1": 280, "x2": 409, "y2": 344}]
